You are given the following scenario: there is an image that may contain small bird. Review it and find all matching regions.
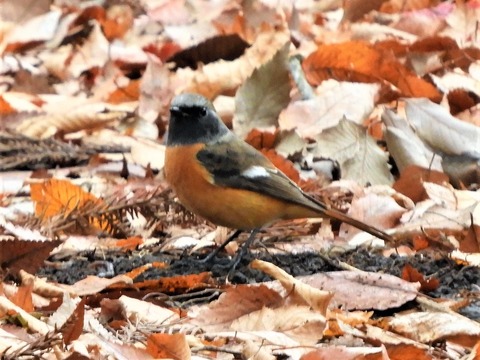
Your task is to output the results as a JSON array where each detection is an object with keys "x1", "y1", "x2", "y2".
[{"x1": 164, "y1": 93, "x2": 393, "y2": 256}]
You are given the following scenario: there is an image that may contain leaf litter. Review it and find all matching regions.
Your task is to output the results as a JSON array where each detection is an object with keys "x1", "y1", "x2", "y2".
[{"x1": 1, "y1": 0, "x2": 480, "y2": 359}]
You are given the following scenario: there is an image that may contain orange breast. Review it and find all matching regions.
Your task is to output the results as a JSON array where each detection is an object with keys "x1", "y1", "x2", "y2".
[{"x1": 164, "y1": 144, "x2": 323, "y2": 230}]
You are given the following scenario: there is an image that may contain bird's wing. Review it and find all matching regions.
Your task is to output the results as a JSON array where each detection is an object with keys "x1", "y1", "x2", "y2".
[{"x1": 196, "y1": 138, "x2": 326, "y2": 211}]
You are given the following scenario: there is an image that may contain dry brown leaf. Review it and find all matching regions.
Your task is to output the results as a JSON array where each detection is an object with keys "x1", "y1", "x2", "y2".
[
  {"x1": 383, "y1": 107, "x2": 443, "y2": 173},
  {"x1": 0, "y1": 239, "x2": 61, "y2": 276},
  {"x1": 60, "y1": 274, "x2": 133, "y2": 296},
  {"x1": 341, "y1": 193, "x2": 406, "y2": 239},
  {"x1": 251, "y1": 259, "x2": 333, "y2": 315},
  {"x1": 189, "y1": 284, "x2": 283, "y2": 331},
  {"x1": 30, "y1": 178, "x2": 107, "y2": 233},
  {"x1": 393, "y1": 165, "x2": 450, "y2": 203},
  {"x1": 401, "y1": 264, "x2": 440, "y2": 293},
  {"x1": 298, "y1": 271, "x2": 420, "y2": 310},
  {"x1": 1, "y1": 10, "x2": 62, "y2": 53},
  {"x1": 48, "y1": 293, "x2": 84, "y2": 345}
]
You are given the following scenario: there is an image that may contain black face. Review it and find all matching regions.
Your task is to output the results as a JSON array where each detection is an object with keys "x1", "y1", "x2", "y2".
[{"x1": 167, "y1": 101, "x2": 229, "y2": 146}]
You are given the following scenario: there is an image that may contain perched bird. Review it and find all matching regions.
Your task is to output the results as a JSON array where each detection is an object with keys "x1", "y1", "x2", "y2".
[{"x1": 164, "y1": 93, "x2": 393, "y2": 255}]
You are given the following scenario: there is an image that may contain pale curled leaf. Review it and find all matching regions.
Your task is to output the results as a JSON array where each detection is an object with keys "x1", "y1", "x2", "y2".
[
  {"x1": 405, "y1": 98, "x2": 480, "y2": 158},
  {"x1": 314, "y1": 118, "x2": 393, "y2": 185},
  {"x1": 233, "y1": 41, "x2": 291, "y2": 138},
  {"x1": 251, "y1": 259, "x2": 332, "y2": 315},
  {"x1": 390, "y1": 311, "x2": 480, "y2": 343},
  {"x1": 17, "y1": 108, "x2": 129, "y2": 139},
  {"x1": 383, "y1": 108, "x2": 443, "y2": 173},
  {"x1": 20, "y1": 270, "x2": 67, "y2": 298},
  {"x1": 60, "y1": 274, "x2": 133, "y2": 296},
  {"x1": 0, "y1": 296, "x2": 53, "y2": 335}
]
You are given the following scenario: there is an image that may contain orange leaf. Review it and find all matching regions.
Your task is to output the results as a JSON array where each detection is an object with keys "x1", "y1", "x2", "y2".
[
  {"x1": 261, "y1": 149, "x2": 301, "y2": 184},
  {"x1": 0, "y1": 96, "x2": 15, "y2": 115},
  {"x1": 244, "y1": 128, "x2": 278, "y2": 150},
  {"x1": 107, "y1": 79, "x2": 140, "y2": 104},
  {"x1": 303, "y1": 41, "x2": 441, "y2": 102},
  {"x1": 146, "y1": 333, "x2": 191, "y2": 360},
  {"x1": 130, "y1": 272, "x2": 214, "y2": 293},
  {"x1": 115, "y1": 236, "x2": 144, "y2": 251},
  {"x1": 401, "y1": 264, "x2": 439, "y2": 293},
  {"x1": 10, "y1": 282, "x2": 34, "y2": 313},
  {"x1": 30, "y1": 179, "x2": 103, "y2": 219},
  {"x1": 412, "y1": 235, "x2": 430, "y2": 251}
]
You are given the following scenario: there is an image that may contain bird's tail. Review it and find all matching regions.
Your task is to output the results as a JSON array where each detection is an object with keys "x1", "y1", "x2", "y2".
[{"x1": 304, "y1": 194, "x2": 394, "y2": 244}]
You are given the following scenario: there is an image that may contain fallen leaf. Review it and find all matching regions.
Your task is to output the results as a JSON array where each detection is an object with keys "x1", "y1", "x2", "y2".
[
  {"x1": 251, "y1": 259, "x2": 333, "y2": 315},
  {"x1": 146, "y1": 333, "x2": 191, "y2": 360},
  {"x1": 298, "y1": 271, "x2": 420, "y2": 310},
  {"x1": 189, "y1": 284, "x2": 283, "y2": 331},
  {"x1": 0, "y1": 239, "x2": 61, "y2": 276},
  {"x1": 303, "y1": 41, "x2": 441, "y2": 102},
  {"x1": 405, "y1": 98, "x2": 480, "y2": 158},
  {"x1": 390, "y1": 311, "x2": 480, "y2": 343},
  {"x1": 233, "y1": 41, "x2": 291, "y2": 139},
  {"x1": 313, "y1": 118, "x2": 393, "y2": 185},
  {"x1": 279, "y1": 81, "x2": 379, "y2": 137}
]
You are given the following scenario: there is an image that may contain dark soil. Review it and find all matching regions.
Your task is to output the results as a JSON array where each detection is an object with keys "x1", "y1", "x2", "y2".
[{"x1": 38, "y1": 244, "x2": 480, "y2": 319}]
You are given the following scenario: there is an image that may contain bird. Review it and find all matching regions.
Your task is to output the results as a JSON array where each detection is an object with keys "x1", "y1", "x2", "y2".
[{"x1": 164, "y1": 93, "x2": 393, "y2": 261}]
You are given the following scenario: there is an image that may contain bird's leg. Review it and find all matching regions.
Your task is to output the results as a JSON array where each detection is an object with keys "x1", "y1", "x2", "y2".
[
  {"x1": 200, "y1": 229, "x2": 243, "y2": 263},
  {"x1": 227, "y1": 228, "x2": 260, "y2": 280}
]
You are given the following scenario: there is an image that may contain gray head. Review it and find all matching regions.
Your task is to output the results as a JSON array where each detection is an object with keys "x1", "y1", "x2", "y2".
[{"x1": 167, "y1": 93, "x2": 230, "y2": 146}]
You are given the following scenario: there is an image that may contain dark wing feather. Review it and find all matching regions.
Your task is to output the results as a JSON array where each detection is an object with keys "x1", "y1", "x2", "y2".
[{"x1": 196, "y1": 139, "x2": 326, "y2": 211}]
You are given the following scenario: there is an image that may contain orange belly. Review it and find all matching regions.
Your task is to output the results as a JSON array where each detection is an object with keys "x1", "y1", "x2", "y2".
[{"x1": 164, "y1": 145, "x2": 321, "y2": 230}]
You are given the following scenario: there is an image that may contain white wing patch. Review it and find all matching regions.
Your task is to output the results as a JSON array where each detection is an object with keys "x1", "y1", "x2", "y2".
[{"x1": 242, "y1": 165, "x2": 271, "y2": 178}]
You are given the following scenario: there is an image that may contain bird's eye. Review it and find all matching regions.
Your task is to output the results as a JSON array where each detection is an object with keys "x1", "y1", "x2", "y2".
[{"x1": 199, "y1": 107, "x2": 207, "y2": 117}]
